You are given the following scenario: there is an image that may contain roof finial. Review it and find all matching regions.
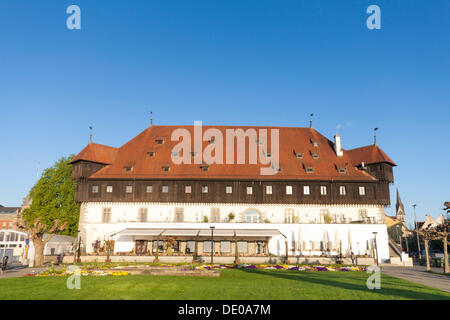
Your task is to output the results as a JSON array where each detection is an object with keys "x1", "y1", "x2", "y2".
[
  {"x1": 309, "y1": 113, "x2": 314, "y2": 128},
  {"x1": 374, "y1": 127, "x2": 378, "y2": 146},
  {"x1": 89, "y1": 126, "x2": 93, "y2": 144},
  {"x1": 150, "y1": 111, "x2": 153, "y2": 127}
]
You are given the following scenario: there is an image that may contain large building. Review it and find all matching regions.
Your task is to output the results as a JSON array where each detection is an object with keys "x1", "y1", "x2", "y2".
[
  {"x1": 0, "y1": 205, "x2": 20, "y2": 230},
  {"x1": 70, "y1": 123, "x2": 396, "y2": 262}
]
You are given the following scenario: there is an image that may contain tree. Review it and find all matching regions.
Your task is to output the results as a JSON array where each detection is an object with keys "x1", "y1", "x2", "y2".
[
  {"x1": 16, "y1": 156, "x2": 80, "y2": 267},
  {"x1": 419, "y1": 207, "x2": 449, "y2": 274}
]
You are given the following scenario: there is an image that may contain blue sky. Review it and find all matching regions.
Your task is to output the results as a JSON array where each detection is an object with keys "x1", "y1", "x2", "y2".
[{"x1": 0, "y1": 1, "x2": 449, "y2": 225}]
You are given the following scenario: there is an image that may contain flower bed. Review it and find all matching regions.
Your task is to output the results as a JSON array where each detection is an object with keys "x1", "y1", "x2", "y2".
[
  {"x1": 195, "y1": 264, "x2": 367, "y2": 272},
  {"x1": 27, "y1": 263, "x2": 366, "y2": 277}
]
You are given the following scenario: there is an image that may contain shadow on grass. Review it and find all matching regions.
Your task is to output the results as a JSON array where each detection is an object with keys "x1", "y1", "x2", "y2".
[{"x1": 238, "y1": 269, "x2": 449, "y2": 300}]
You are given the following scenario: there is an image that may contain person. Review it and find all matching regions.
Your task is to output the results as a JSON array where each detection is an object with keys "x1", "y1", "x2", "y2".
[{"x1": 351, "y1": 251, "x2": 356, "y2": 265}]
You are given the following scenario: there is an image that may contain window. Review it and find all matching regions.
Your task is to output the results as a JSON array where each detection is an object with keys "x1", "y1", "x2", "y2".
[
  {"x1": 295, "y1": 152, "x2": 303, "y2": 159},
  {"x1": 201, "y1": 186, "x2": 208, "y2": 193},
  {"x1": 84, "y1": 163, "x2": 89, "y2": 169},
  {"x1": 203, "y1": 241, "x2": 214, "y2": 253},
  {"x1": 339, "y1": 186, "x2": 346, "y2": 195},
  {"x1": 286, "y1": 185, "x2": 293, "y2": 195},
  {"x1": 106, "y1": 186, "x2": 113, "y2": 193},
  {"x1": 175, "y1": 208, "x2": 184, "y2": 222},
  {"x1": 245, "y1": 210, "x2": 259, "y2": 223},
  {"x1": 162, "y1": 166, "x2": 170, "y2": 172},
  {"x1": 359, "y1": 186, "x2": 366, "y2": 196},
  {"x1": 246, "y1": 186, "x2": 253, "y2": 195},
  {"x1": 320, "y1": 186, "x2": 327, "y2": 195},
  {"x1": 311, "y1": 139, "x2": 318, "y2": 147},
  {"x1": 311, "y1": 153, "x2": 319, "y2": 159},
  {"x1": 285, "y1": 208, "x2": 295, "y2": 224},
  {"x1": 124, "y1": 166, "x2": 133, "y2": 172},
  {"x1": 303, "y1": 186, "x2": 310, "y2": 195},
  {"x1": 152, "y1": 240, "x2": 164, "y2": 252},
  {"x1": 126, "y1": 186, "x2": 133, "y2": 193},
  {"x1": 186, "y1": 241, "x2": 196, "y2": 254},
  {"x1": 185, "y1": 185, "x2": 192, "y2": 193},
  {"x1": 200, "y1": 165, "x2": 209, "y2": 172},
  {"x1": 304, "y1": 164, "x2": 314, "y2": 173},
  {"x1": 146, "y1": 185, "x2": 153, "y2": 193},
  {"x1": 155, "y1": 138, "x2": 164, "y2": 144},
  {"x1": 92, "y1": 186, "x2": 99, "y2": 193},
  {"x1": 220, "y1": 241, "x2": 231, "y2": 253},
  {"x1": 256, "y1": 241, "x2": 266, "y2": 254},
  {"x1": 171, "y1": 151, "x2": 180, "y2": 157},
  {"x1": 237, "y1": 241, "x2": 248, "y2": 253},
  {"x1": 162, "y1": 186, "x2": 169, "y2": 193},
  {"x1": 138, "y1": 208, "x2": 148, "y2": 222},
  {"x1": 266, "y1": 185, "x2": 273, "y2": 195},
  {"x1": 147, "y1": 151, "x2": 155, "y2": 157},
  {"x1": 210, "y1": 208, "x2": 220, "y2": 223},
  {"x1": 102, "y1": 208, "x2": 112, "y2": 223},
  {"x1": 226, "y1": 186, "x2": 233, "y2": 194}
]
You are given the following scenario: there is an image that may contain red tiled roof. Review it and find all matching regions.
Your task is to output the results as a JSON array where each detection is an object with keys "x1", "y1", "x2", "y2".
[
  {"x1": 346, "y1": 145, "x2": 396, "y2": 167},
  {"x1": 72, "y1": 126, "x2": 386, "y2": 181},
  {"x1": 70, "y1": 143, "x2": 118, "y2": 165}
]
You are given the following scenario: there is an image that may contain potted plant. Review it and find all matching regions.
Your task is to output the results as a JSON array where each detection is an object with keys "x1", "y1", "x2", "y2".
[{"x1": 228, "y1": 212, "x2": 235, "y2": 222}]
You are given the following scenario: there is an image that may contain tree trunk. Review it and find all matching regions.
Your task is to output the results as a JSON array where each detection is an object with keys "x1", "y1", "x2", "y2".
[
  {"x1": 444, "y1": 235, "x2": 449, "y2": 274},
  {"x1": 424, "y1": 239, "x2": 430, "y2": 272},
  {"x1": 33, "y1": 239, "x2": 45, "y2": 267}
]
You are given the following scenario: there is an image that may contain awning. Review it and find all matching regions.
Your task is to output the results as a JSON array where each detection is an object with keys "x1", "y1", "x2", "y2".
[
  {"x1": 112, "y1": 228, "x2": 285, "y2": 238},
  {"x1": 111, "y1": 228, "x2": 165, "y2": 236}
]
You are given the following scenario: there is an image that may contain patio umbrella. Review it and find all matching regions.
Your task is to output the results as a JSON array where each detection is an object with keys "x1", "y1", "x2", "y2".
[
  {"x1": 298, "y1": 227, "x2": 303, "y2": 254},
  {"x1": 322, "y1": 230, "x2": 328, "y2": 252},
  {"x1": 335, "y1": 228, "x2": 339, "y2": 252},
  {"x1": 348, "y1": 229, "x2": 352, "y2": 253}
]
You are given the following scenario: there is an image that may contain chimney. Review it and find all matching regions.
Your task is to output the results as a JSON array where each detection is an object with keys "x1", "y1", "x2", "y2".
[{"x1": 334, "y1": 134, "x2": 343, "y2": 157}]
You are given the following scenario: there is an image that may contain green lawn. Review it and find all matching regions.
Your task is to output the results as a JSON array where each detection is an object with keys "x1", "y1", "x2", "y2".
[{"x1": 0, "y1": 269, "x2": 449, "y2": 300}]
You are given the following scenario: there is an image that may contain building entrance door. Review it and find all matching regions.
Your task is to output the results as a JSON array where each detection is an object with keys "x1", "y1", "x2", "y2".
[{"x1": 135, "y1": 240, "x2": 148, "y2": 255}]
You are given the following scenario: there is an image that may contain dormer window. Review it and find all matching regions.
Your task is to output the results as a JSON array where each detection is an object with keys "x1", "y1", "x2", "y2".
[
  {"x1": 310, "y1": 139, "x2": 318, "y2": 147},
  {"x1": 124, "y1": 166, "x2": 133, "y2": 172},
  {"x1": 303, "y1": 163, "x2": 314, "y2": 173},
  {"x1": 162, "y1": 166, "x2": 170, "y2": 172},
  {"x1": 337, "y1": 167, "x2": 347, "y2": 174},
  {"x1": 200, "y1": 165, "x2": 209, "y2": 172},
  {"x1": 311, "y1": 151, "x2": 319, "y2": 159},
  {"x1": 147, "y1": 151, "x2": 155, "y2": 157},
  {"x1": 295, "y1": 152, "x2": 303, "y2": 159},
  {"x1": 155, "y1": 138, "x2": 164, "y2": 145}
]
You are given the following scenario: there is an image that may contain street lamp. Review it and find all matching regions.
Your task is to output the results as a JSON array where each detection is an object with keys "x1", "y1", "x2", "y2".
[
  {"x1": 210, "y1": 226, "x2": 215, "y2": 264},
  {"x1": 413, "y1": 204, "x2": 421, "y2": 259},
  {"x1": 372, "y1": 232, "x2": 379, "y2": 267}
]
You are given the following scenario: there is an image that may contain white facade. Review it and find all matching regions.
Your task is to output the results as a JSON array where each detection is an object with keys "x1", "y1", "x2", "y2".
[{"x1": 79, "y1": 202, "x2": 390, "y2": 262}]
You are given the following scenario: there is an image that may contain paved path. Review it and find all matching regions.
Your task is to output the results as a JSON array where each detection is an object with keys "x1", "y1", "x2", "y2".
[
  {"x1": 381, "y1": 265, "x2": 450, "y2": 293},
  {"x1": 0, "y1": 264, "x2": 45, "y2": 279}
]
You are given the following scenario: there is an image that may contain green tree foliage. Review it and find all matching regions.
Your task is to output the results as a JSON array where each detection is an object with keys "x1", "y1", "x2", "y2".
[{"x1": 22, "y1": 156, "x2": 80, "y2": 236}]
